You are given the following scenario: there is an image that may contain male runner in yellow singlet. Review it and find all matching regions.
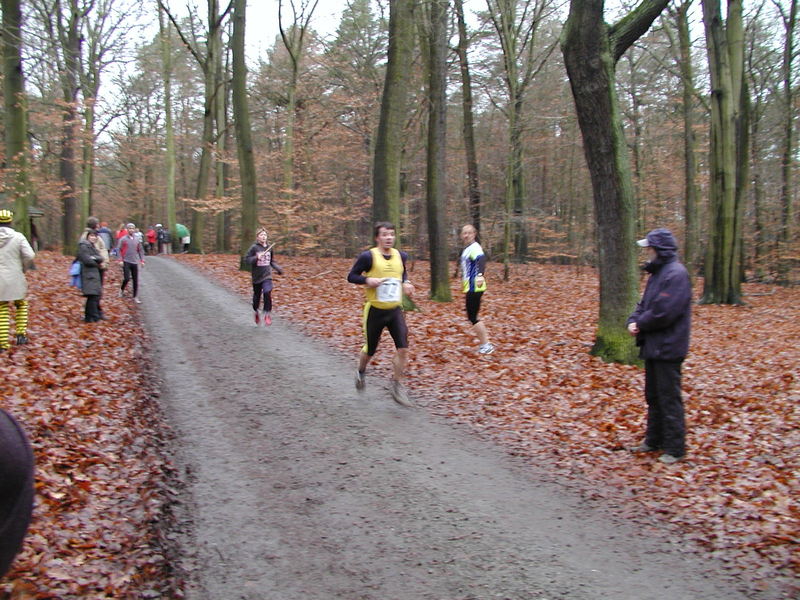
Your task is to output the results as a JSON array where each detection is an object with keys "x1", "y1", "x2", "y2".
[{"x1": 347, "y1": 222, "x2": 415, "y2": 407}]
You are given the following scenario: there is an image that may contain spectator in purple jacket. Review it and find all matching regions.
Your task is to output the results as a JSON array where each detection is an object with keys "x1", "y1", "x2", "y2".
[{"x1": 627, "y1": 228, "x2": 692, "y2": 464}]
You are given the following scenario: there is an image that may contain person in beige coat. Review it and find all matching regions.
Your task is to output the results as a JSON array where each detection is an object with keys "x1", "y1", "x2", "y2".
[{"x1": 0, "y1": 209, "x2": 35, "y2": 351}]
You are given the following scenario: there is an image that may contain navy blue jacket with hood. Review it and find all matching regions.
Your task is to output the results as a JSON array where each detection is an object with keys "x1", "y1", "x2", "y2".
[{"x1": 627, "y1": 229, "x2": 692, "y2": 361}]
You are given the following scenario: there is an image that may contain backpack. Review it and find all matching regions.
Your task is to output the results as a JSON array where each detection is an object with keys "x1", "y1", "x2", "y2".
[{"x1": 69, "y1": 260, "x2": 82, "y2": 289}]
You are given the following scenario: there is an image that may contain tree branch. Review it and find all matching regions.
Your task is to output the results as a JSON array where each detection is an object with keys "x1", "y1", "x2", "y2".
[{"x1": 609, "y1": 0, "x2": 671, "y2": 63}]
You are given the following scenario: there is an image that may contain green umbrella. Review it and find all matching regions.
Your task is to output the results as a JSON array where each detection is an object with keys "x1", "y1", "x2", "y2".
[{"x1": 175, "y1": 223, "x2": 189, "y2": 238}]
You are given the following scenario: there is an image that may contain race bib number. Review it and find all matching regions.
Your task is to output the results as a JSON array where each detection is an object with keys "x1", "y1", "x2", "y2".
[
  {"x1": 257, "y1": 251, "x2": 271, "y2": 267},
  {"x1": 376, "y1": 278, "x2": 402, "y2": 303}
]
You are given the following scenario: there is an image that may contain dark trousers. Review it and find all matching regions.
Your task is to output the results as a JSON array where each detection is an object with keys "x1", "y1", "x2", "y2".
[
  {"x1": 84, "y1": 295, "x2": 101, "y2": 322},
  {"x1": 644, "y1": 359, "x2": 686, "y2": 457},
  {"x1": 121, "y1": 262, "x2": 139, "y2": 297},
  {"x1": 252, "y1": 282, "x2": 273, "y2": 313},
  {"x1": 98, "y1": 269, "x2": 105, "y2": 316}
]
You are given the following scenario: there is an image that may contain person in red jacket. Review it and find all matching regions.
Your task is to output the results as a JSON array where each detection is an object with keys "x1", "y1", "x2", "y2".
[{"x1": 146, "y1": 226, "x2": 157, "y2": 255}]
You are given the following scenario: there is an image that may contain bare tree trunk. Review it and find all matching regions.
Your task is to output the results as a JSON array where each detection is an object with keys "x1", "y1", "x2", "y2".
[
  {"x1": 664, "y1": 1, "x2": 701, "y2": 279},
  {"x1": 373, "y1": 0, "x2": 416, "y2": 230},
  {"x1": 424, "y1": 0, "x2": 451, "y2": 302},
  {"x1": 777, "y1": 0, "x2": 797, "y2": 280},
  {"x1": 59, "y1": 0, "x2": 81, "y2": 255},
  {"x1": 672, "y1": 1, "x2": 700, "y2": 280},
  {"x1": 2, "y1": 0, "x2": 32, "y2": 239},
  {"x1": 699, "y1": 0, "x2": 746, "y2": 304},
  {"x1": 561, "y1": 0, "x2": 669, "y2": 363},
  {"x1": 214, "y1": 19, "x2": 229, "y2": 252},
  {"x1": 232, "y1": 0, "x2": 257, "y2": 264},
  {"x1": 80, "y1": 102, "x2": 95, "y2": 222},
  {"x1": 454, "y1": 0, "x2": 481, "y2": 231},
  {"x1": 158, "y1": 5, "x2": 177, "y2": 245}
]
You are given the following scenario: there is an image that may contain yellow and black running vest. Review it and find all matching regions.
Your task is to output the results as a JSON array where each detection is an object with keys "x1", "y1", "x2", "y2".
[{"x1": 364, "y1": 247, "x2": 404, "y2": 309}]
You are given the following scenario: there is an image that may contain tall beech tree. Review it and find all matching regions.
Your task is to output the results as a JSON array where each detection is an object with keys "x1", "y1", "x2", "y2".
[
  {"x1": 454, "y1": 0, "x2": 481, "y2": 232},
  {"x1": 232, "y1": 0, "x2": 257, "y2": 263},
  {"x1": 157, "y1": 3, "x2": 176, "y2": 243},
  {"x1": 372, "y1": 0, "x2": 416, "y2": 230},
  {"x1": 699, "y1": 0, "x2": 747, "y2": 304},
  {"x1": 561, "y1": 0, "x2": 670, "y2": 363},
  {"x1": 776, "y1": 0, "x2": 797, "y2": 278},
  {"x1": 78, "y1": 0, "x2": 140, "y2": 224},
  {"x1": 31, "y1": 0, "x2": 82, "y2": 253},
  {"x1": 422, "y1": 0, "x2": 451, "y2": 302},
  {"x1": 486, "y1": 0, "x2": 557, "y2": 274},
  {"x1": 666, "y1": 1, "x2": 702, "y2": 280},
  {"x1": 278, "y1": 0, "x2": 319, "y2": 197},
  {"x1": 159, "y1": 0, "x2": 230, "y2": 253},
  {"x1": 2, "y1": 0, "x2": 33, "y2": 238}
]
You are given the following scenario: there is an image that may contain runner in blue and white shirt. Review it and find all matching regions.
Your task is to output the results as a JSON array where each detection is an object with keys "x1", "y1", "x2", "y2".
[{"x1": 460, "y1": 224, "x2": 494, "y2": 354}]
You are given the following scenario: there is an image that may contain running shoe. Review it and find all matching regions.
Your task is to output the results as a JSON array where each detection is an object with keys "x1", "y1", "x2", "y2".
[
  {"x1": 355, "y1": 370, "x2": 366, "y2": 391},
  {"x1": 254, "y1": 311, "x2": 260, "y2": 325},
  {"x1": 478, "y1": 342, "x2": 495, "y2": 355},
  {"x1": 16, "y1": 334, "x2": 28, "y2": 345},
  {"x1": 263, "y1": 313, "x2": 272, "y2": 326},
  {"x1": 134, "y1": 297, "x2": 142, "y2": 304},
  {"x1": 629, "y1": 442, "x2": 658, "y2": 453},
  {"x1": 391, "y1": 380, "x2": 414, "y2": 408},
  {"x1": 658, "y1": 453, "x2": 684, "y2": 465}
]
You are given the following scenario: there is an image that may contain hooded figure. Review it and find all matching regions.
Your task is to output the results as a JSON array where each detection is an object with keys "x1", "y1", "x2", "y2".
[
  {"x1": 627, "y1": 228, "x2": 692, "y2": 464},
  {"x1": 0, "y1": 210, "x2": 35, "y2": 303}
]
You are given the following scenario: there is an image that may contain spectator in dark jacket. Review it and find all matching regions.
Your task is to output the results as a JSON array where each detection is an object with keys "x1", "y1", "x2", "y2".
[
  {"x1": 0, "y1": 408, "x2": 34, "y2": 578},
  {"x1": 627, "y1": 228, "x2": 692, "y2": 464},
  {"x1": 77, "y1": 230, "x2": 105, "y2": 322}
]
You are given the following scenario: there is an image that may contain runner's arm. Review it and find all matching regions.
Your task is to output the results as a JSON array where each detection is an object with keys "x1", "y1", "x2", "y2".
[{"x1": 347, "y1": 251, "x2": 373, "y2": 285}]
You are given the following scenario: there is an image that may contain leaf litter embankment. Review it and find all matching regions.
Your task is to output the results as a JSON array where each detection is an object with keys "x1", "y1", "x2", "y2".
[
  {"x1": 176, "y1": 252, "x2": 799, "y2": 599},
  {"x1": 2, "y1": 252, "x2": 181, "y2": 598}
]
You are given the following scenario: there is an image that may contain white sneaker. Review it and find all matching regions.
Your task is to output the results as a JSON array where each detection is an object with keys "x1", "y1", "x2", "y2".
[
  {"x1": 134, "y1": 297, "x2": 142, "y2": 304},
  {"x1": 478, "y1": 342, "x2": 495, "y2": 355},
  {"x1": 391, "y1": 381, "x2": 414, "y2": 408}
]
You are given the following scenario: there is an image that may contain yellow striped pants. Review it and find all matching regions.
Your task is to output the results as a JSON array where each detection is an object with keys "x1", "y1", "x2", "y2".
[{"x1": 0, "y1": 300, "x2": 28, "y2": 348}]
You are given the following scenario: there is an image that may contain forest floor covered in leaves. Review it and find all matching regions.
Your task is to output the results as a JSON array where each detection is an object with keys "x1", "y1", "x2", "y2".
[
  {"x1": 0, "y1": 251, "x2": 797, "y2": 598},
  {"x1": 177, "y1": 253, "x2": 799, "y2": 597}
]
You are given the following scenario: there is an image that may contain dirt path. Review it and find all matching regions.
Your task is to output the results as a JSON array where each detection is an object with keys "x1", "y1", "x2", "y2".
[{"x1": 139, "y1": 257, "x2": 748, "y2": 600}]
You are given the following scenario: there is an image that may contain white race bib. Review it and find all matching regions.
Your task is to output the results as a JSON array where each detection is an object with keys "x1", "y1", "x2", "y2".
[{"x1": 376, "y1": 278, "x2": 402, "y2": 303}]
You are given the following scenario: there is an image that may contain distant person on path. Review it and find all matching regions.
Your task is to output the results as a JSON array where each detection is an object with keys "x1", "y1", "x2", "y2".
[
  {"x1": 77, "y1": 229, "x2": 105, "y2": 322},
  {"x1": 156, "y1": 224, "x2": 171, "y2": 255},
  {"x1": 146, "y1": 226, "x2": 157, "y2": 256},
  {"x1": 176, "y1": 223, "x2": 190, "y2": 253},
  {"x1": 627, "y1": 228, "x2": 692, "y2": 465},
  {"x1": 118, "y1": 223, "x2": 145, "y2": 303},
  {"x1": 459, "y1": 224, "x2": 494, "y2": 355},
  {"x1": 347, "y1": 222, "x2": 416, "y2": 407},
  {"x1": 0, "y1": 408, "x2": 34, "y2": 577},
  {"x1": 244, "y1": 228, "x2": 283, "y2": 326},
  {"x1": 97, "y1": 221, "x2": 114, "y2": 253},
  {"x1": 0, "y1": 209, "x2": 35, "y2": 351}
]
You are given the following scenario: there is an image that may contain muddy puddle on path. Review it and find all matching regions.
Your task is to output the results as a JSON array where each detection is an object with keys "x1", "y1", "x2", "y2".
[{"x1": 139, "y1": 257, "x2": 749, "y2": 600}]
